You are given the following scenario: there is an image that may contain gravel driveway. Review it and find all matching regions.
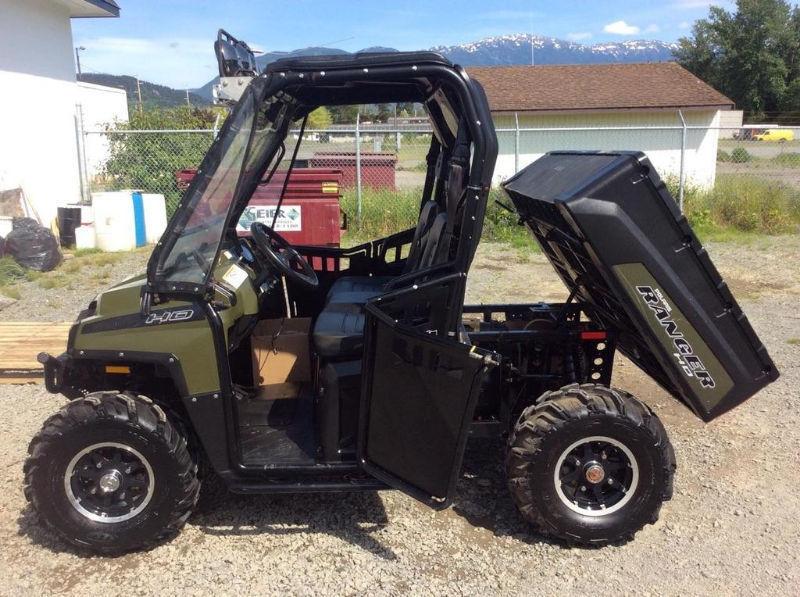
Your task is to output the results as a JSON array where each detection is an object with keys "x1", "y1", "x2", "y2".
[{"x1": 0, "y1": 238, "x2": 798, "y2": 595}]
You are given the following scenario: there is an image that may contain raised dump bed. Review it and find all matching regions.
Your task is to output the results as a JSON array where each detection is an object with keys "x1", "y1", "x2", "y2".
[{"x1": 502, "y1": 150, "x2": 779, "y2": 421}]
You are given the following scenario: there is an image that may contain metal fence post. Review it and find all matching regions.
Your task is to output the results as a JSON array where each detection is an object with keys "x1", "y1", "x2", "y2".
[
  {"x1": 355, "y1": 112, "x2": 362, "y2": 223},
  {"x1": 74, "y1": 103, "x2": 90, "y2": 204},
  {"x1": 514, "y1": 112, "x2": 520, "y2": 173},
  {"x1": 677, "y1": 110, "x2": 687, "y2": 213}
]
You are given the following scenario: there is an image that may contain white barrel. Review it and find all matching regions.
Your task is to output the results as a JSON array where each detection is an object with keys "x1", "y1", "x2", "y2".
[
  {"x1": 74, "y1": 224, "x2": 96, "y2": 250},
  {"x1": 92, "y1": 192, "x2": 137, "y2": 252},
  {"x1": 141, "y1": 193, "x2": 167, "y2": 244}
]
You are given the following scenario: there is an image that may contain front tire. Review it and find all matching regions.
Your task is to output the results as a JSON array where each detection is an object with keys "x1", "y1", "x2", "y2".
[
  {"x1": 506, "y1": 384, "x2": 675, "y2": 546},
  {"x1": 24, "y1": 392, "x2": 200, "y2": 554}
]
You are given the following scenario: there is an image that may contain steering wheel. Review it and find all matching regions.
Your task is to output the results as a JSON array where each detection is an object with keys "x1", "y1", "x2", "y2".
[{"x1": 249, "y1": 222, "x2": 319, "y2": 289}]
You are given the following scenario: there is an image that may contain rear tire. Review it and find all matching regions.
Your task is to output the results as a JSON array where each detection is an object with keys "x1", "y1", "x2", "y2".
[
  {"x1": 506, "y1": 383, "x2": 675, "y2": 546},
  {"x1": 24, "y1": 391, "x2": 200, "y2": 554}
]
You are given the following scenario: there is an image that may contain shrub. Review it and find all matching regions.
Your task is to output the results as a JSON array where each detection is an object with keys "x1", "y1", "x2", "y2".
[
  {"x1": 717, "y1": 148, "x2": 731, "y2": 162},
  {"x1": 686, "y1": 175, "x2": 800, "y2": 234},
  {"x1": 0, "y1": 256, "x2": 27, "y2": 286},
  {"x1": 730, "y1": 147, "x2": 752, "y2": 163},
  {"x1": 482, "y1": 189, "x2": 531, "y2": 247},
  {"x1": 98, "y1": 107, "x2": 220, "y2": 217},
  {"x1": 772, "y1": 152, "x2": 800, "y2": 167}
]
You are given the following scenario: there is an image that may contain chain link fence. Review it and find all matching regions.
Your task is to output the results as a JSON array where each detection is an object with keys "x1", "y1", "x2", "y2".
[
  {"x1": 81, "y1": 129, "x2": 216, "y2": 215},
  {"x1": 80, "y1": 120, "x2": 800, "y2": 239}
]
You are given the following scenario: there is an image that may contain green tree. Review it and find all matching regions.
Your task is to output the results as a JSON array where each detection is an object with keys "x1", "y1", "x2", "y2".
[
  {"x1": 306, "y1": 106, "x2": 333, "y2": 129},
  {"x1": 375, "y1": 103, "x2": 392, "y2": 123},
  {"x1": 122, "y1": 105, "x2": 224, "y2": 130},
  {"x1": 329, "y1": 104, "x2": 359, "y2": 124},
  {"x1": 675, "y1": 0, "x2": 798, "y2": 117}
]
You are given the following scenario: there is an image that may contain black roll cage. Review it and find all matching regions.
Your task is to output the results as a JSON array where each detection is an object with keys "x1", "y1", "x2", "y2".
[{"x1": 145, "y1": 56, "x2": 497, "y2": 306}]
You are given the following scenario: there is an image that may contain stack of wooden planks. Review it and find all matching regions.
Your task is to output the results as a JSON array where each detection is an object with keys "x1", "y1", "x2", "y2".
[{"x1": 0, "y1": 322, "x2": 71, "y2": 384}]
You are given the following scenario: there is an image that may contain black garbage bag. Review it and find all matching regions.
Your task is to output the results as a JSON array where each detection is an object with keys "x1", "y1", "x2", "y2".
[{"x1": 5, "y1": 217, "x2": 62, "y2": 272}]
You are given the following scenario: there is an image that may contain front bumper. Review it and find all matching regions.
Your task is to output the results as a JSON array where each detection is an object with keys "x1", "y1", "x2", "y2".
[{"x1": 37, "y1": 352, "x2": 69, "y2": 394}]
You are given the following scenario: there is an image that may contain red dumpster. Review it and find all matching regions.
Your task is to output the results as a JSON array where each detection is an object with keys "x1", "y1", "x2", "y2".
[
  {"x1": 175, "y1": 168, "x2": 345, "y2": 247},
  {"x1": 239, "y1": 169, "x2": 344, "y2": 247},
  {"x1": 175, "y1": 169, "x2": 197, "y2": 192},
  {"x1": 309, "y1": 152, "x2": 396, "y2": 190}
]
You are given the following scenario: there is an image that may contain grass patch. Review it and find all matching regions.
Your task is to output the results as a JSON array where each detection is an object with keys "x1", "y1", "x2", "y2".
[
  {"x1": 0, "y1": 247, "x2": 129, "y2": 297},
  {"x1": 86, "y1": 253, "x2": 123, "y2": 267},
  {"x1": 37, "y1": 275, "x2": 70, "y2": 290},
  {"x1": 339, "y1": 175, "x2": 799, "y2": 253},
  {"x1": 787, "y1": 337, "x2": 800, "y2": 345},
  {"x1": 62, "y1": 260, "x2": 83, "y2": 274},
  {"x1": 772, "y1": 152, "x2": 800, "y2": 168},
  {"x1": 671, "y1": 175, "x2": 800, "y2": 237},
  {"x1": 0, "y1": 285, "x2": 21, "y2": 300},
  {"x1": 72, "y1": 247, "x2": 103, "y2": 257},
  {"x1": 340, "y1": 186, "x2": 420, "y2": 245},
  {"x1": 339, "y1": 186, "x2": 538, "y2": 252},
  {"x1": 0, "y1": 256, "x2": 28, "y2": 286}
]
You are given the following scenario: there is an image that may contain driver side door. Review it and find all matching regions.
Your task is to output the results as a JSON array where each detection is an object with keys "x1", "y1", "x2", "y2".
[{"x1": 357, "y1": 275, "x2": 496, "y2": 507}]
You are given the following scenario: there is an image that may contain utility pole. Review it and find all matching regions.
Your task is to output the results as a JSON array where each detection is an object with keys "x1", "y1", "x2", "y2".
[
  {"x1": 75, "y1": 46, "x2": 85, "y2": 76},
  {"x1": 136, "y1": 77, "x2": 143, "y2": 114}
]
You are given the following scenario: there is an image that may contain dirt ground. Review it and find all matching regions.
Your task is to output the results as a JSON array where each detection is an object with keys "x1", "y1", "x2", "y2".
[{"x1": 0, "y1": 237, "x2": 798, "y2": 595}]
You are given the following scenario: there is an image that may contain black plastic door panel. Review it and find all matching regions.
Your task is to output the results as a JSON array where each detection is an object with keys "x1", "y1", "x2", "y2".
[{"x1": 358, "y1": 286, "x2": 492, "y2": 508}]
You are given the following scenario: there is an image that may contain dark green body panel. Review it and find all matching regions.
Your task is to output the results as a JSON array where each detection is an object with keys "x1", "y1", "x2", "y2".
[{"x1": 72, "y1": 252, "x2": 258, "y2": 396}]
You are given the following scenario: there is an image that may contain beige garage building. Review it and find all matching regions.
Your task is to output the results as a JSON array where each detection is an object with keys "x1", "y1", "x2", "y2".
[{"x1": 469, "y1": 63, "x2": 734, "y2": 187}]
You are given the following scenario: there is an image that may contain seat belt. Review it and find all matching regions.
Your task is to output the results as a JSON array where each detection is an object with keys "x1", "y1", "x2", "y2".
[
  {"x1": 420, "y1": 138, "x2": 441, "y2": 208},
  {"x1": 442, "y1": 121, "x2": 471, "y2": 257}
]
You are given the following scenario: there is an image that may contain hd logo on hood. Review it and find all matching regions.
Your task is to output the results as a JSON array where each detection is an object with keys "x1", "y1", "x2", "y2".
[
  {"x1": 635, "y1": 286, "x2": 716, "y2": 389},
  {"x1": 145, "y1": 308, "x2": 195, "y2": 325}
]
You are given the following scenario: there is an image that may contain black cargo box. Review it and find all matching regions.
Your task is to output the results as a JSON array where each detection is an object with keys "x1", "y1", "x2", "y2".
[{"x1": 502, "y1": 151, "x2": 778, "y2": 421}]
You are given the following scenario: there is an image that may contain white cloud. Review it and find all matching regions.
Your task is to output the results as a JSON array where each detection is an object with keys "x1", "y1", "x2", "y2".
[
  {"x1": 567, "y1": 31, "x2": 593, "y2": 41},
  {"x1": 644, "y1": 24, "x2": 660, "y2": 33},
  {"x1": 603, "y1": 20, "x2": 640, "y2": 36},
  {"x1": 679, "y1": 21, "x2": 691, "y2": 29},
  {"x1": 76, "y1": 36, "x2": 217, "y2": 89}
]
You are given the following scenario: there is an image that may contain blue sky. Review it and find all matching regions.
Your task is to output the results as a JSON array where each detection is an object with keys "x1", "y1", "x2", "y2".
[{"x1": 72, "y1": 0, "x2": 730, "y2": 89}]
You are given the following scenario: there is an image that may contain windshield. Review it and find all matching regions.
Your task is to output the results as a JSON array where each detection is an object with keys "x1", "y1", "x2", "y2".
[{"x1": 149, "y1": 80, "x2": 294, "y2": 289}]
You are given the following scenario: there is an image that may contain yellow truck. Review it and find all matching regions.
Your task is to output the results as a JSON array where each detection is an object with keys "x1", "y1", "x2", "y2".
[{"x1": 754, "y1": 128, "x2": 795, "y2": 142}]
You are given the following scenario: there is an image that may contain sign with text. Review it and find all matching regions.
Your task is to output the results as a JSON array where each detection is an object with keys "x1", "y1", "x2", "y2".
[{"x1": 238, "y1": 205, "x2": 302, "y2": 232}]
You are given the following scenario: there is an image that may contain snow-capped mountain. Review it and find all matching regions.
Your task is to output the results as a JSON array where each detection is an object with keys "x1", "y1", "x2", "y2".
[
  {"x1": 194, "y1": 34, "x2": 677, "y2": 100},
  {"x1": 432, "y1": 34, "x2": 677, "y2": 66}
]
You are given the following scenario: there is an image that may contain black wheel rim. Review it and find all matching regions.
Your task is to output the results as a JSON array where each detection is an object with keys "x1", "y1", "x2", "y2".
[
  {"x1": 64, "y1": 442, "x2": 154, "y2": 523},
  {"x1": 554, "y1": 435, "x2": 638, "y2": 516}
]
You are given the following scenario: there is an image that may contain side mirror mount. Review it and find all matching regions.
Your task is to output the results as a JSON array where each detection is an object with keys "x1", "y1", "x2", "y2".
[{"x1": 213, "y1": 29, "x2": 259, "y2": 105}]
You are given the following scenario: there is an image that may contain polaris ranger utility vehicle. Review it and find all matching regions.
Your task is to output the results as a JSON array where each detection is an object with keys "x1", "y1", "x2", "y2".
[{"x1": 27, "y1": 33, "x2": 778, "y2": 554}]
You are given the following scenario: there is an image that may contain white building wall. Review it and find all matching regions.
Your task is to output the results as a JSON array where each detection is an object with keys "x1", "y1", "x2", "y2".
[
  {"x1": 77, "y1": 82, "x2": 129, "y2": 176},
  {"x1": 0, "y1": 0, "x2": 80, "y2": 226},
  {"x1": 718, "y1": 109, "x2": 744, "y2": 138},
  {"x1": 493, "y1": 109, "x2": 722, "y2": 189}
]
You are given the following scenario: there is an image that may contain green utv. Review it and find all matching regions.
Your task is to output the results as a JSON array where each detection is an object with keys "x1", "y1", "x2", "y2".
[{"x1": 28, "y1": 32, "x2": 778, "y2": 554}]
